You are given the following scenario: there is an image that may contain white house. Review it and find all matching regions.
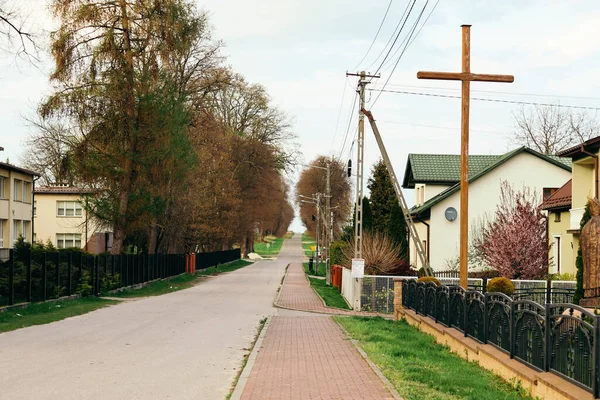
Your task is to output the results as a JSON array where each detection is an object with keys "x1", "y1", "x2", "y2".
[
  {"x1": 401, "y1": 147, "x2": 572, "y2": 271},
  {"x1": 0, "y1": 162, "x2": 37, "y2": 249}
]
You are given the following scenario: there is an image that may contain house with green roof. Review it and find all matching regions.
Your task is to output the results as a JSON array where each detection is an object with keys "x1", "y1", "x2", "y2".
[{"x1": 402, "y1": 147, "x2": 572, "y2": 271}]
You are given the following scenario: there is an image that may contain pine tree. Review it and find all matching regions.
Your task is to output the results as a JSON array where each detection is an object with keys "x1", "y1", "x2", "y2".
[
  {"x1": 388, "y1": 202, "x2": 408, "y2": 261},
  {"x1": 362, "y1": 197, "x2": 373, "y2": 232},
  {"x1": 367, "y1": 160, "x2": 398, "y2": 233}
]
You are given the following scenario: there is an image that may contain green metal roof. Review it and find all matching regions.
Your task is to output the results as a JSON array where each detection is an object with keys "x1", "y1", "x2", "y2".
[
  {"x1": 402, "y1": 154, "x2": 499, "y2": 188},
  {"x1": 408, "y1": 147, "x2": 572, "y2": 218}
]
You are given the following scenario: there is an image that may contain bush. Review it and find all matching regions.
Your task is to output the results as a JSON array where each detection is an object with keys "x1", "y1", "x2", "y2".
[
  {"x1": 330, "y1": 241, "x2": 348, "y2": 266},
  {"x1": 417, "y1": 276, "x2": 441, "y2": 286},
  {"x1": 486, "y1": 277, "x2": 514, "y2": 295}
]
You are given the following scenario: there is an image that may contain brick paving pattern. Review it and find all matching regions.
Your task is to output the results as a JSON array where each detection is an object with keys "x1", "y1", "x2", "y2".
[
  {"x1": 275, "y1": 261, "x2": 386, "y2": 317},
  {"x1": 241, "y1": 316, "x2": 395, "y2": 400}
]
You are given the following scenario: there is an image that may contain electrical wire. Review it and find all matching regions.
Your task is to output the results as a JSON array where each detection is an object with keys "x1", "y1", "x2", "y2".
[
  {"x1": 337, "y1": 92, "x2": 359, "y2": 161},
  {"x1": 329, "y1": 78, "x2": 349, "y2": 155},
  {"x1": 373, "y1": 0, "x2": 418, "y2": 75},
  {"x1": 370, "y1": 0, "x2": 429, "y2": 107},
  {"x1": 369, "y1": 88, "x2": 600, "y2": 111},
  {"x1": 353, "y1": 0, "x2": 395, "y2": 70},
  {"x1": 364, "y1": 0, "x2": 414, "y2": 72}
]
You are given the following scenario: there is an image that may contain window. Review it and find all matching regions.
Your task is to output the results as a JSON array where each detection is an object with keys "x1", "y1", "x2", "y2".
[
  {"x1": 0, "y1": 176, "x2": 5, "y2": 199},
  {"x1": 0, "y1": 219, "x2": 4, "y2": 248},
  {"x1": 554, "y1": 212, "x2": 561, "y2": 223},
  {"x1": 22, "y1": 182, "x2": 31, "y2": 203},
  {"x1": 22, "y1": 221, "x2": 30, "y2": 242},
  {"x1": 543, "y1": 187, "x2": 558, "y2": 200},
  {"x1": 553, "y1": 235, "x2": 561, "y2": 274},
  {"x1": 33, "y1": 201, "x2": 37, "y2": 217},
  {"x1": 13, "y1": 179, "x2": 22, "y2": 202},
  {"x1": 12, "y1": 219, "x2": 22, "y2": 243},
  {"x1": 57, "y1": 201, "x2": 83, "y2": 217},
  {"x1": 56, "y1": 233, "x2": 82, "y2": 249}
]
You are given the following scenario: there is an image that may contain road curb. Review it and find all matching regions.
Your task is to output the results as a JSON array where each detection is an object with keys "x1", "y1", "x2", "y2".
[
  {"x1": 230, "y1": 316, "x2": 272, "y2": 400},
  {"x1": 334, "y1": 318, "x2": 404, "y2": 400}
]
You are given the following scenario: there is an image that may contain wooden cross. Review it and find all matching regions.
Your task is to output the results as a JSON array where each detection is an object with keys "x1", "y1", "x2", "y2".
[{"x1": 417, "y1": 25, "x2": 514, "y2": 290}]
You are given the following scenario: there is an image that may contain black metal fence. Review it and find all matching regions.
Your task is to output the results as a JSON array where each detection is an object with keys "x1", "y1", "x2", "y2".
[
  {"x1": 0, "y1": 249, "x2": 185, "y2": 307},
  {"x1": 195, "y1": 249, "x2": 241, "y2": 270},
  {"x1": 402, "y1": 280, "x2": 600, "y2": 397}
]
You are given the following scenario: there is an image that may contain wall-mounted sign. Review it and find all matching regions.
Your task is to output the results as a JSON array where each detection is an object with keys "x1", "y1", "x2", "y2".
[
  {"x1": 445, "y1": 207, "x2": 457, "y2": 222},
  {"x1": 352, "y1": 258, "x2": 365, "y2": 278}
]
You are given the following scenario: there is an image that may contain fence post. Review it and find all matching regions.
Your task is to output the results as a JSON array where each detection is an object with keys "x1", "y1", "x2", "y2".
[
  {"x1": 55, "y1": 252, "x2": 60, "y2": 298},
  {"x1": 544, "y1": 303, "x2": 551, "y2": 372},
  {"x1": 67, "y1": 252, "x2": 72, "y2": 297},
  {"x1": 95, "y1": 256, "x2": 100, "y2": 296},
  {"x1": 42, "y1": 252, "x2": 47, "y2": 301},
  {"x1": 8, "y1": 249, "x2": 14, "y2": 306},
  {"x1": 509, "y1": 300, "x2": 515, "y2": 359},
  {"x1": 593, "y1": 316, "x2": 599, "y2": 398},
  {"x1": 463, "y1": 293, "x2": 468, "y2": 338},
  {"x1": 483, "y1": 294, "x2": 488, "y2": 344},
  {"x1": 546, "y1": 279, "x2": 552, "y2": 304},
  {"x1": 78, "y1": 252, "x2": 83, "y2": 285},
  {"x1": 482, "y1": 277, "x2": 487, "y2": 294},
  {"x1": 26, "y1": 248, "x2": 32, "y2": 303}
]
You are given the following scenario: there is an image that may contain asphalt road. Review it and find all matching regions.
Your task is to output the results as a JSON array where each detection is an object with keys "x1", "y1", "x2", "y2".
[{"x1": 0, "y1": 238, "x2": 302, "y2": 399}]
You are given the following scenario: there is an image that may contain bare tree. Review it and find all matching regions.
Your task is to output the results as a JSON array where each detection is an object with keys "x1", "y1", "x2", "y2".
[
  {"x1": 0, "y1": 1, "x2": 37, "y2": 59},
  {"x1": 513, "y1": 105, "x2": 600, "y2": 154}
]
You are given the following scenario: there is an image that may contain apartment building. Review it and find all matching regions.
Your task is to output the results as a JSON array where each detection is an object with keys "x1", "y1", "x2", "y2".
[{"x1": 0, "y1": 162, "x2": 37, "y2": 249}]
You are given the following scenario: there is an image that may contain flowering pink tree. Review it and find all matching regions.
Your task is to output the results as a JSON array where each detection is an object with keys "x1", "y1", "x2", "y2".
[{"x1": 473, "y1": 181, "x2": 549, "y2": 279}]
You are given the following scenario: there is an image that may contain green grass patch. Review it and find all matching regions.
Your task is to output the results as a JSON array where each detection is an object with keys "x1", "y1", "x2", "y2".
[
  {"x1": 302, "y1": 232, "x2": 316, "y2": 257},
  {"x1": 308, "y1": 277, "x2": 350, "y2": 310},
  {"x1": 334, "y1": 317, "x2": 532, "y2": 400},
  {"x1": 0, "y1": 297, "x2": 119, "y2": 333},
  {"x1": 107, "y1": 273, "x2": 199, "y2": 298},
  {"x1": 110, "y1": 260, "x2": 253, "y2": 297},
  {"x1": 196, "y1": 259, "x2": 253, "y2": 276},
  {"x1": 303, "y1": 261, "x2": 326, "y2": 277},
  {"x1": 254, "y1": 237, "x2": 284, "y2": 257}
]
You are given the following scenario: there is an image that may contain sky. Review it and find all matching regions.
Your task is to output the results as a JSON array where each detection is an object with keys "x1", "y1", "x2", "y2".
[{"x1": 3, "y1": 0, "x2": 600, "y2": 233}]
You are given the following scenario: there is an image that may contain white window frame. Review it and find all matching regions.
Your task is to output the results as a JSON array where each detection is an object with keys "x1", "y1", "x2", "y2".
[
  {"x1": 57, "y1": 201, "x2": 83, "y2": 217},
  {"x1": 22, "y1": 181, "x2": 31, "y2": 203},
  {"x1": 13, "y1": 179, "x2": 22, "y2": 202},
  {"x1": 22, "y1": 220, "x2": 30, "y2": 242},
  {"x1": 0, "y1": 219, "x2": 4, "y2": 248},
  {"x1": 0, "y1": 176, "x2": 5, "y2": 199},
  {"x1": 552, "y1": 234, "x2": 561, "y2": 274},
  {"x1": 56, "y1": 233, "x2": 82, "y2": 249},
  {"x1": 12, "y1": 219, "x2": 22, "y2": 244}
]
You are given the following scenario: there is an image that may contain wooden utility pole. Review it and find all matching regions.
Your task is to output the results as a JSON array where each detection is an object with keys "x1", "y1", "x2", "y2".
[
  {"x1": 417, "y1": 25, "x2": 514, "y2": 289},
  {"x1": 325, "y1": 161, "x2": 332, "y2": 284},
  {"x1": 346, "y1": 71, "x2": 379, "y2": 259}
]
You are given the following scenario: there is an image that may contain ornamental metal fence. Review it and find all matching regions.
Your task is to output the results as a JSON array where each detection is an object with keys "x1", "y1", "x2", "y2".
[
  {"x1": 357, "y1": 275, "x2": 575, "y2": 314},
  {"x1": 402, "y1": 279, "x2": 600, "y2": 397},
  {"x1": 0, "y1": 248, "x2": 241, "y2": 307}
]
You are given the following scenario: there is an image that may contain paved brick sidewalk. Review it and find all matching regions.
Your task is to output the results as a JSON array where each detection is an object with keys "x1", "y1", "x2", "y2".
[
  {"x1": 275, "y1": 261, "x2": 387, "y2": 317},
  {"x1": 240, "y1": 316, "x2": 395, "y2": 400}
]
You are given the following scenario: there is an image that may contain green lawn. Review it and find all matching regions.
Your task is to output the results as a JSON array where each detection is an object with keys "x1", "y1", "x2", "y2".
[
  {"x1": 303, "y1": 261, "x2": 326, "y2": 277},
  {"x1": 334, "y1": 317, "x2": 532, "y2": 400},
  {"x1": 302, "y1": 232, "x2": 316, "y2": 257},
  {"x1": 109, "y1": 259, "x2": 253, "y2": 297},
  {"x1": 0, "y1": 297, "x2": 120, "y2": 333},
  {"x1": 196, "y1": 259, "x2": 253, "y2": 275},
  {"x1": 254, "y1": 237, "x2": 284, "y2": 257},
  {"x1": 308, "y1": 277, "x2": 351, "y2": 310}
]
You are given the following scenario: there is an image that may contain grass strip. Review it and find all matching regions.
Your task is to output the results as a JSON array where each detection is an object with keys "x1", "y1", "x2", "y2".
[
  {"x1": 254, "y1": 237, "x2": 284, "y2": 257},
  {"x1": 0, "y1": 297, "x2": 119, "y2": 333},
  {"x1": 111, "y1": 259, "x2": 253, "y2": 297},
  {"x1": 302, "y1": 232, "x2": 317, "y2": 257},
  {"x1": 334, "y1": 316, "x2": 532, "y2": 400},
  {"x1": 308, "y1": 277, "x2": 351, "y2": 310},
  {"x1": 196, "y1": 259, "x2": 253, "y2": 276},
  {"x1": 303, "y1": 261, "x2": 326, "y2": 277}
]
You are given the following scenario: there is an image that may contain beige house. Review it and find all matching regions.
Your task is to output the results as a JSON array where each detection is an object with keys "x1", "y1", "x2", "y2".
[
  {"x1": 0, "y1": 162, "x2": 37, "y2": 249},
  {"x1": 542, "y1": 136, "x2": 600, "y2": 276},
  {"x1": 34, "y1": 185, "x2": 112, "y2": 253},
  {"x1": 402, "y1": 147, "x2": 572, "y2": 271}
]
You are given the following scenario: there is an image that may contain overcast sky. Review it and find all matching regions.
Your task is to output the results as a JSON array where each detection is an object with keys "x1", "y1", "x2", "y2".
[{"x1": 3, "y1": 1, "x2": 600, "y2": 232}]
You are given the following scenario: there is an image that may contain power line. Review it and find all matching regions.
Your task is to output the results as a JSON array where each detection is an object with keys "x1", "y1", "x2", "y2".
[
  {"x1": 373, "y1": 83, "x2": 600, "y2": 102},
  {"x1": 329, "y1": 78, "x2": 349, "y2": 155},
  {"x1": 365, "y1": 0, "x2": 414, "y2": 72},
  {"x1": 380, "y1": 0, "x2": 440, "y2": 71},
  {"x1": 369, "y1": 88, "x2": 600, "y2": 111},
  {"x1": 337, "y1": 92, "x2": 359, "y2": 161},
  {"x1": 371, "y1": 0, "x2": 430, "y2": 107},
  {"x1": 373, "y1": 0, "x2": 418, "y2": 75},
  {"x1": 353, "y1": 0, "x2": 395, "y2": 70},
  {"x1": 378, "y1": 120, "x2": 509, "y2": 135}
]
